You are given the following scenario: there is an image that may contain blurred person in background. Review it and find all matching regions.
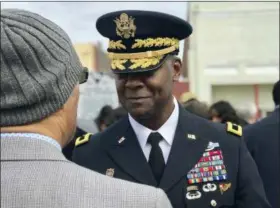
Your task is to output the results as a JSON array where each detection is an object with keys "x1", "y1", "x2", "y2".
[
  {"x1": 244, "y1": 80, "x2": 280, "y2": 208},
  {"x1": 180, "y1": 92, "x2": 210, "y2": 119},
  {"x1": 114, "y1": 106, "x2": 127, "y2": 120},
  {"x1": 209, "y1": 100, "x2": 248, "y2": 126},
  {"x1": 179, "y1": 91, "x2": 197, "y2": 104},
  {"x1": 95, "y1": 105, "x2": 115, "y2": 132},
  {"x1": 237, "y1": 103, "x2": 258, "y2": 124},
  {"x1": 183, "y1": 99, "x2": 210, "y2": 119},
  {"x1": 95, "y1": 105, "x2": 127, "y2": 132},
  {"x1": 0, "y1": 9, "x2": 172, "y2": 208},
  {"x1": 73, "y1": 10, "x2": 270, "y2": 208}
]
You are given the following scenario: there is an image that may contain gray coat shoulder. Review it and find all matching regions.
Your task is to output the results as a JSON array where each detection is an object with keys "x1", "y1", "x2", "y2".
[{"x1": 64, "y1": 162, "x2": 173, "y2": 208}]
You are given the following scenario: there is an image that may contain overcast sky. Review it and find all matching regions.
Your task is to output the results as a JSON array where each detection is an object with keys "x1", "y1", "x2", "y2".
[{"x1": 1, "y1": 1, "x2": 188, "y2": 57}]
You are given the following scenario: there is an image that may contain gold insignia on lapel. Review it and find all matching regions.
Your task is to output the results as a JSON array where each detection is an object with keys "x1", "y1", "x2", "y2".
[
  {"x1": 187, "y1": 134, "x2": 196, "y2": 140},
  {"x1": 75, "y1": 133, "x2": 92, "y2": 147},
  {"x1": 226, "y1": 122, "x2": 242, "y2": 137},
  {"x1": 114, "y1": 13, "x2": 136, "y2": 39},
  {"x1": 106, "y1": 168, "x2": 115, "y2": 177},
  {"x1": 118, "y1": 137, "x2": 125, "y2": 144},
  {"x1": 219, "y1": 183, "x2": 231, "y2": 194}
]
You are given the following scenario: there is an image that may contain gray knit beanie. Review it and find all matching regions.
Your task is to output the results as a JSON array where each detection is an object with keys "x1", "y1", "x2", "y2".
[{"x1": 1, "y1": 9, "x2": 83, "y2": 127}]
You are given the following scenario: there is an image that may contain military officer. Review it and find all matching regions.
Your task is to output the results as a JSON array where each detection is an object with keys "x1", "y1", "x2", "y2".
[{"x1": 73, "y1": 10, "x2": 271, "y2": 208}]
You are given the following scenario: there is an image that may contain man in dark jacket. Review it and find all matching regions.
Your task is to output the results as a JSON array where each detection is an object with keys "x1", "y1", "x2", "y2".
[
  {"x1": 73, "y1": 10, "x2": 271, "y2": 208},
  {"x1": 244, "y1": 80, "x2": 280, "y2": 208}
]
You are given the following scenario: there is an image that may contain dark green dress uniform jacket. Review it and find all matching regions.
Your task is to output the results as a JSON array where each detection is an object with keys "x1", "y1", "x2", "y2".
[{"x1": 73, "y1": 106, "x2": 271, "y2": 208}]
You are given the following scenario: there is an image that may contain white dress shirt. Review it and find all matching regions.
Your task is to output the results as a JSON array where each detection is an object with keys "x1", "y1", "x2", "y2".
[{"x1": 129, "y1": 97, "x2": 179, "y2": 164}]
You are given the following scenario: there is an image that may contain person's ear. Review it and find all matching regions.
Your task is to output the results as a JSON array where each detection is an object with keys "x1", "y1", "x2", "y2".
[{"x1": 172, "y1": 57, "x2": 182, "y2": 82}]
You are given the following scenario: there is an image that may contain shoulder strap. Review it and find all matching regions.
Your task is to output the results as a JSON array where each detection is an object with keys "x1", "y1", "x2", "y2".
[
  {"x1": 226, "y1": 122, "x2": 242, "y2": 137},
  {"x1": 75, "y1": 133, "x2": 93, "y2": 147}
]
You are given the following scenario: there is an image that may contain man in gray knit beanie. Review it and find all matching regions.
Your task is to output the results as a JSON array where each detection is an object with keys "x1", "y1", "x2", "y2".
[{"x1": 0, "y1": 9, "x2": 172, "y2": 208}]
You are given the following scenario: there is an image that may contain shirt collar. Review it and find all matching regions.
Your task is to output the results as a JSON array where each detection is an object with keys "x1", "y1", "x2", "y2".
[
  {"x1": 129, "y1": 97, "x2": 179, "y2": 149},
  {"x1": 0, "y1": 133, "x2": 62, "y2": 151}
]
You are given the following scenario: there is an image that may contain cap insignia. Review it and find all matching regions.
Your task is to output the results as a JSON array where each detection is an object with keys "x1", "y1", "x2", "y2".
[{"x1": 114, "y1": 13, "x2": 136, "y2": 39}]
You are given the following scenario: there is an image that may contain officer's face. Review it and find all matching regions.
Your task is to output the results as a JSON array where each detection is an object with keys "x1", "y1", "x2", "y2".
[{"x1": 115, "y1": 57, "x2": 181, "y2": 119}]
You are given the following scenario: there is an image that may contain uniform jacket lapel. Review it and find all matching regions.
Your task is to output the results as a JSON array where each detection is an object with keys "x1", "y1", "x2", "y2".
[
  {"x1": 159, "y1": 105, "x2": 209, "y2": 192},
  {"x1": 104, "y1": 117, "x2": 157, "y2": 187}
]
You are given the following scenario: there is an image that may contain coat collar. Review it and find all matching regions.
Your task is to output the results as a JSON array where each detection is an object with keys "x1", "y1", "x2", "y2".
[{"x1": 1, "y1": 137, "x2": 67, "y2": 161}]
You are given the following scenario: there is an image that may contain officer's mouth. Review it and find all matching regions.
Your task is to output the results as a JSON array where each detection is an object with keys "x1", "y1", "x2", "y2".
[{"x1": 126, "y1": 97, "x2": 152, "y2": 102}]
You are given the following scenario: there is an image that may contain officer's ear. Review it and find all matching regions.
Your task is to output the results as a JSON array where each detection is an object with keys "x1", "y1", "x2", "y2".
[{"x1": 171, "y1": 56, "x2": 181, "y2": 82}]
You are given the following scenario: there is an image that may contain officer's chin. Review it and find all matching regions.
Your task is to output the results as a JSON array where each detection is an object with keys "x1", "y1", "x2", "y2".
[{"x1": 129, "y1": 107, "x2": 154, "y2": 121}]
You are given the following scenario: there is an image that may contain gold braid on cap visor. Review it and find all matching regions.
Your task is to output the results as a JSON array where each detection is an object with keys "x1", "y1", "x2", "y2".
[{"x1": 108, "y1": 38, "x2": 179, "y2": 70}]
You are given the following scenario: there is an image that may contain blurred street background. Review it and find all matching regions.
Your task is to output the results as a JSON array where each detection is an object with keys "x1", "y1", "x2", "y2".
[{"x1": 2, "y1": 1, "x2": 279, "y2": 133}]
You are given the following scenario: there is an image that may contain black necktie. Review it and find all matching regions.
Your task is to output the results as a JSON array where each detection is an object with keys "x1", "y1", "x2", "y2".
[{"x1": 147, "y1": 132, "x2": 165, "y2": 185}]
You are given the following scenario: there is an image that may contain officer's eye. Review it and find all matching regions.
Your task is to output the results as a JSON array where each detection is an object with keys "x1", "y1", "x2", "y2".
[{"x1": 115, "y1": 73, "x2": 128, "y2": 80}]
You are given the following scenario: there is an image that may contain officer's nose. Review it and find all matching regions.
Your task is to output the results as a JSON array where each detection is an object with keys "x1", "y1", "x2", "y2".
[{"x1": 125, "y1": 75, "x2": 144, "y2": 89}]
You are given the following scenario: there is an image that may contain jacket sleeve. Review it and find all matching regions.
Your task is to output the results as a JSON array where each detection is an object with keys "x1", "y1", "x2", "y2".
[
  {"x1": 72, "y1": 147, "x2": 82, "y2": 164},
  {"x1": 155, "y1": 188, "x2": 173, "y2": 208},
  {"x1": 235, "y1": 139, "x2": 271, "y2": 208}
]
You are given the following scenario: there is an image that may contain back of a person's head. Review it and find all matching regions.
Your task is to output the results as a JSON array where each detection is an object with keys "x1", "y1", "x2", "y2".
[
  {"x1": 236, "y1": 102, "x2": 258, "y2": 124},
  {"x1": 114, "y1": 106, "x2": 127, "y2": 120},
  {"x1": 272, "y1": 80, "x2": 280, "y2": 106},
  {"x1": 99, "y1": 105, "x2": 114, "y2": 117},
  {"x1": 180, "y1": 91, "x2": 197, "y2": 104},
  {"x1": 1, "y1": 9, "x2": 84, "y2": 142},
  {"x1": 95, "y1": 105, "x2": 115, "y2": 131},
  {"x1": 209, "y1": 101, "x2": 234, "y2": 117},
  {"x1": 209, "y1": 101, "x2": 244, "y2": 125},
  {"x1": 183, "y1": 99, "x2": 210, "y2": 119}
]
